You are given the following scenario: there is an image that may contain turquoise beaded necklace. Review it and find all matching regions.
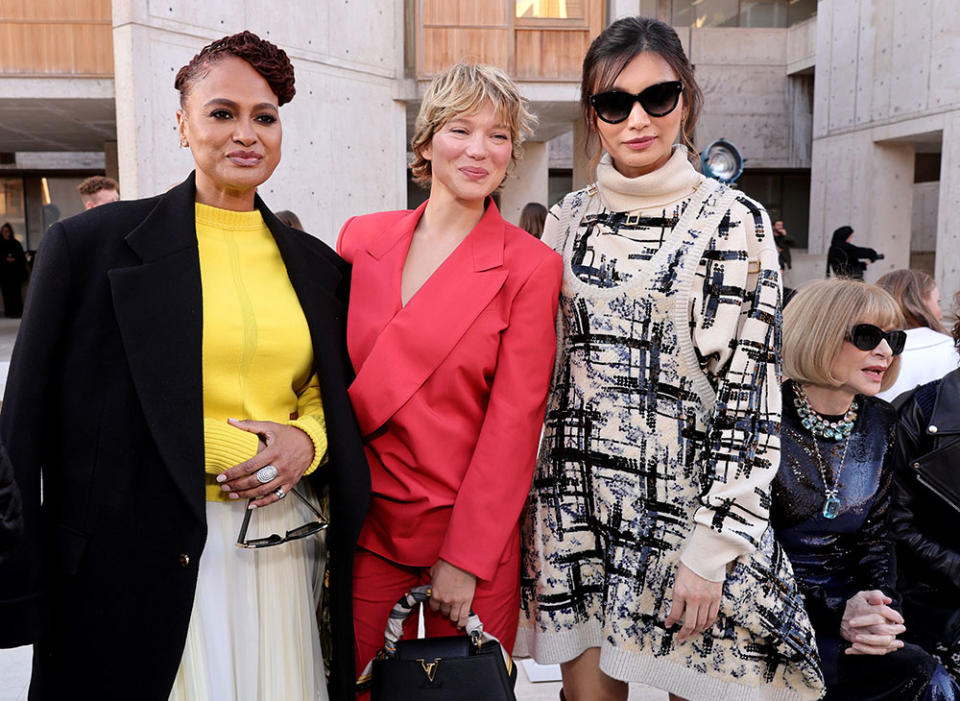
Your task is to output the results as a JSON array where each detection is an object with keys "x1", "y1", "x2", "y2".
[
  {"x1": 793, "y1": 382, "x2": 858, "y2": 441},
  {"x1": 793, "y1": 381, "x2": 858, "y2": 519}
]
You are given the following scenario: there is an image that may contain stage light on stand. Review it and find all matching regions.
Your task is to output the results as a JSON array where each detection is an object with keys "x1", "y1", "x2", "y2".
[{"x1": 701, "y1": 139, "x2": 744, "y2": 184}]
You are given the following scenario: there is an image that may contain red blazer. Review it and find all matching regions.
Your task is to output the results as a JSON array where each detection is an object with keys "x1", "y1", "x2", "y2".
[{"x1": 338, "y1": 200, "x2": 562, "y2": 581}]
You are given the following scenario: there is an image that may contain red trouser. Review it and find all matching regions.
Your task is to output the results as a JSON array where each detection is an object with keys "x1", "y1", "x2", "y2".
[{"x1": 353, "y1": 545, "x2": 521, "y2": 694}]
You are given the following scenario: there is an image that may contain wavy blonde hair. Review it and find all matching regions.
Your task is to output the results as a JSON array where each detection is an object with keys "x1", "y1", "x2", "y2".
[
  {"x1": 783, "y1": 278, "x2": 904, "y2": 392},
  {"x1": 410, "y1": 62, "x2": 535, "y2": 190}
]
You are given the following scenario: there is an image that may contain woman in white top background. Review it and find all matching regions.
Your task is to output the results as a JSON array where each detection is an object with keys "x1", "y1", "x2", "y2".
[{"x1": 876, "y1": 269, "x2": 958, "y2": 402}]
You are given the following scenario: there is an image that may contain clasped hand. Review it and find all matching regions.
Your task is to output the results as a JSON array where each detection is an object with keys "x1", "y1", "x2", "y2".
[
  {"x1": 840, "y1": 590, "x2": 906, "y2": 655},
  {"x1": 215, "y1": 418, "x2": 315, "y2": 508}
]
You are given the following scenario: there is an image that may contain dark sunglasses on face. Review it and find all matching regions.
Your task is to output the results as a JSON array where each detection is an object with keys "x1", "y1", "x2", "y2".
[
  {"x1": 589, "y1": 81, "x2": 685, "y2": 124},
  {"x1": 847, "y1": 323, "x2": 906, "y2": 356}
]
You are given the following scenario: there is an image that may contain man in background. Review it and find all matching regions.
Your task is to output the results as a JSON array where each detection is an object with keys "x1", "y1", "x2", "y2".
[{"x1": 77, "y1": 176, "x2": 119, "y2": 209}]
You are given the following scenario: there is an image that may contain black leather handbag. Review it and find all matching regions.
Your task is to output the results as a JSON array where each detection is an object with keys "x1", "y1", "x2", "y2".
[{"x1": 358, "y1": 585, "x2": 518, "y2": 700}]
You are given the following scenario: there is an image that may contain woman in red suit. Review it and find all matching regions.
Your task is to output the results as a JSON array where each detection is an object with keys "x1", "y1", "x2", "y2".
[{"x1": 338, "y1": 62, "x2": 563, "y2": 678}]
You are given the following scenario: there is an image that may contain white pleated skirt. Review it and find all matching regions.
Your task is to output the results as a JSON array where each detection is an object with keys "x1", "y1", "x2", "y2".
[{"x1": 169, "y1": 486, "x2": 328, "y2": 701}]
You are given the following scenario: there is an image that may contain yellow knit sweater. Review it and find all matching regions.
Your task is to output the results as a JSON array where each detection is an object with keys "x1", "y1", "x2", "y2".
[{"x1": 196, "y1": 203, "x2": 327, "y2": 502}]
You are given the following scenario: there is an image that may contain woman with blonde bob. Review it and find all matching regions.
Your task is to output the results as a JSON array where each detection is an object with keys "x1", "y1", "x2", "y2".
[
  {"x1": 772, "y1": 278, "x2": 959, "y2": 699},
  {"x1": 876, "y1": 269, "x2": 958, "y2": 402},
  {"x1": 337, "y1": 63, "x2": 563, "y2": 684}
]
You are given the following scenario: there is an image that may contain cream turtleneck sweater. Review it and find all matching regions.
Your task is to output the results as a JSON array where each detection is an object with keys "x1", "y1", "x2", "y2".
[{"x1": 595, "y1": 146, "x2": 704, "y2": 212}]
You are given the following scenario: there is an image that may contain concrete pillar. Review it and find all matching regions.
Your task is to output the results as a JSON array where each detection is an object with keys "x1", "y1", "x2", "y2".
[
  {"x1": 862, "y1": 142, "x2": 914, "y2": 283},
  {"x1": 500, "y1": 141, "x2": 548, "y2": 226},
  {"x1": 936, "y1": 114, "x2": 960, "y2": 309},
  {"x1": 808, "y1": 133, "x2": 913, "y2": 284},
  {"x1": 110, "y1": 0, "x2": 408, "y2": 246}
]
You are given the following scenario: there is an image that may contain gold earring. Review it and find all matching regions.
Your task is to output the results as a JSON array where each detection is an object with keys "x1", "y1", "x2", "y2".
[{"x1": 180, "y1": 139, "x2": 189, "y2": 149}]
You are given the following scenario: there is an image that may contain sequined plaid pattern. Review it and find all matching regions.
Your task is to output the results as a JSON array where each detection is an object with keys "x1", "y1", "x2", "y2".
[{"x1": 519, "y1": 182, "x2": 823, "y2": 699}]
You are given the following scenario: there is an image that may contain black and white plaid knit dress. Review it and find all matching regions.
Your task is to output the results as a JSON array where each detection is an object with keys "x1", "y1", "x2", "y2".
[{"x1": 517, "y1": 148, "x2": 824, "y2": 700}]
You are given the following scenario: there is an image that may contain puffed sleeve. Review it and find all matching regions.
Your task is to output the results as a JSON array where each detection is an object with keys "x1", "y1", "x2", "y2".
[
  {"x1": 680, "y1": 196, "x2": 783, "y2": 582},
  {"x1": 438, "y1": 250, "x2": 563, "y2": 581}
]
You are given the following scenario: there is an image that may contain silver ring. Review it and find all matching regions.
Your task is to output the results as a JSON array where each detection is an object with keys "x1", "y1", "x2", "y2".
[
  {"x1": 274, "y1": 487, "x2": 286, "y2": 500},
  {"x1": 256, "y1": 465, "x2": 278, "y2": 484}
]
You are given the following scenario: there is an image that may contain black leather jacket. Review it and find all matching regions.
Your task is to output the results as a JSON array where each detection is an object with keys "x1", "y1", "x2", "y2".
[{"x1": 891, "y1": 368, "x2": 960, "y2": 605}]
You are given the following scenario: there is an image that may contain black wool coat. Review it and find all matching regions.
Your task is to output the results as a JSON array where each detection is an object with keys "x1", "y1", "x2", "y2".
[
  {"x1": 0, "y1": 174, "x2": 370, "y2": 701},
  {"x1": 0, "y1": 440, "x2": 21, "y2": 561}
]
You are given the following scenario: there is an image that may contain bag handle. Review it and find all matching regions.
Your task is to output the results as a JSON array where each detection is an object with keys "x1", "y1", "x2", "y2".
[{"x1": 356, "y1": 585, "x2": 514, "y2": 686}]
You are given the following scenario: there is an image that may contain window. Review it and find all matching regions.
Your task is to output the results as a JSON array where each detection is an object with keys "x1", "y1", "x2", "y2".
[
  {"x1": 739, "y1": 1, "x2": 786, "y2": 28},
  {"x1": 516, "y1": 0, "x2": 585, "y2": 19},
  {"x1": 672, "y1": 0, "x2": 739, "y2": 28},
  {"x1": 787, "y1": 0, "x2": 816, "y2": 26},
  {"x1": 672, "y1": 0, "x2": 814, "y2": 28}
]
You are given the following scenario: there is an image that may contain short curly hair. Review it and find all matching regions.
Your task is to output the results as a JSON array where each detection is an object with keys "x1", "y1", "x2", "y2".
[
  {"x1": 410, "y1": 63, "x2": 535, "y2": 189},
  {"x1": 77, "y1": 175, "x2": 118, "y2": 196},
  {"x1": 175, "y1": 31, "x2": 295, "y2": 106}
]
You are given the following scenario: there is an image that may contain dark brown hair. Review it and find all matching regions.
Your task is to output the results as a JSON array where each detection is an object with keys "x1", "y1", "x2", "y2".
[
  {"x1": 519, "y1": 202, "x2": 547, "y2": 239},
  {"x1": 77, "y1": 175, "x2": 118, "y2": 196},
  {"x1": 175, "y1": 31, "x2": 295, "y2": 106},
  {"x1": 275, "y1": 210, "x2": 303, "y2": 231},
  {"x1": 876, "y1": 269, "x2": 945, "y2": 334},
  {"x1": 580, "y1": 17, "x2": 702, "y2": 171}
]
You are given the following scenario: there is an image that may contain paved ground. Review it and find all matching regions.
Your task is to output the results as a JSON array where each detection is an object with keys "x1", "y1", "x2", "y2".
[
  {"x1": 0, "y1": 316, "x2": 665, "y2": 700},
  {"x1": 0, "y1": 644, "x2": 666, "y2": 700}
]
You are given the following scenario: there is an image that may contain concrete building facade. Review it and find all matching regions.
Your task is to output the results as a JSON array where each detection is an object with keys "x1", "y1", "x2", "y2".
[
  {"x1": 807, "y1": 0, "x2": 960, "y2": 306},
  {"x1": 0, "y1": 0, "x2": 957, "y2": 305},
  {"x1": 113, "y1": 0, "x2": 409, "y2": 245}
]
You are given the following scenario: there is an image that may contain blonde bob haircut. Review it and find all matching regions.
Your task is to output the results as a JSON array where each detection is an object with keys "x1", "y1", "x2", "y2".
[
  {"x1": 783, "y1": 278, "x2": 904, "y2": 392},
  {"x1": 410, "y1": 62, "x2": 535, "y2": 189}
]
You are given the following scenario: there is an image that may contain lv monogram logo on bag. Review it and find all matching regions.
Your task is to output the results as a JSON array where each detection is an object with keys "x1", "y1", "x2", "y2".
[{"x1": 417, "y1": 658, "x2": 441, "y2": 683}]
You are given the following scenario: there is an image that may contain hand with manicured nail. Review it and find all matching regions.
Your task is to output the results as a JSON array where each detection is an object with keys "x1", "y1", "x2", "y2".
[{"x1": 216, "y1": 419, "x2": 314, "y2": 509}]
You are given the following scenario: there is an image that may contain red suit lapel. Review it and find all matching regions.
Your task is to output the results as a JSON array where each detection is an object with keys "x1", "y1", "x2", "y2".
[{"x1": 348, "y1": 200, "x2": 509, "y2": 437}]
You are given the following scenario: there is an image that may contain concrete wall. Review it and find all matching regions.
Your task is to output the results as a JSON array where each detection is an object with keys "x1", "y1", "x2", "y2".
[
  {"x1": 786, "y1": 16, "x2": 816, "y2": 75},
  {"x1": 112, "y1": 0, "x2": 408, "y2": 247},
  {"x1": 912, "y1": 181, "x2": 939, "y2": 252},
  {"x1": 685, "y1": 26, "x2": 812, "y2": 169},
  {"x1": 500, "y1": 141, "x2": 549, "y2": 226},
  {"x1": 809, "y1": 0, "x2": 960, "y2": 303}
]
